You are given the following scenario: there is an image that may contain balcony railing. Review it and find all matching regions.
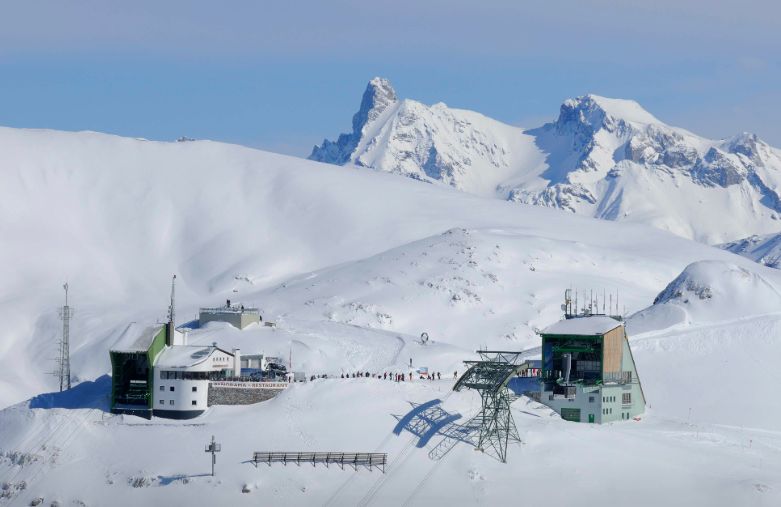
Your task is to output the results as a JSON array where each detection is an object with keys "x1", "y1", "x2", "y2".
[{"x1": 200, "y1": 306, "x2": 259, "y2": 315}]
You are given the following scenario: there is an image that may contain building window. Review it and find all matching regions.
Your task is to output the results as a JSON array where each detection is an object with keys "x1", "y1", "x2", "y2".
[
  {"x1": 159, "y1": 386, "x2": 164, "y2": 391},
  {"x1": 169, "y1": 400, "x2": 174, "y2": 405},
  {"x1": 622, "y1": 393, "x2": 631, "y2": 404},
  {"x1": 170, "y1": 386, "x2": 175, "y2": 392},
  {"x1": 192, "y1": 400, "x2": 197, "y2": 406},
  {"x1": 192, "y1": 386, "x2": 197, "y2": 392},
  {"x1": 589, "y1": 396, "x2": 595, "y2": 403},
  {"x1": 159, "y1": 400, "x2": 164, "y2": 405}
]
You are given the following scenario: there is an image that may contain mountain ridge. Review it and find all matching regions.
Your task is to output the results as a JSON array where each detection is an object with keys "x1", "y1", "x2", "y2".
[{"x1": 311, "y1": 78, "x2": 781, "y2": 244}]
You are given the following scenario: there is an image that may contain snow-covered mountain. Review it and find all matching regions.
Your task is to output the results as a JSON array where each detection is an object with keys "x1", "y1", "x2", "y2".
[
  {"x1": 310, "y1": 78, "x2": 548, "y2": 197},
  {"x1": 311, "y1": 78, "x2": 781, "y2": 244},
  {"x1": 719, "y1": 232, "x2": 781, "y2": 268}
]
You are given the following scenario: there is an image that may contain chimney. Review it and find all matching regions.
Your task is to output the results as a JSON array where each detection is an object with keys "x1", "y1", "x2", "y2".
[{"x1": 233, "y1": 348, "x2": 241, "y2": 378}]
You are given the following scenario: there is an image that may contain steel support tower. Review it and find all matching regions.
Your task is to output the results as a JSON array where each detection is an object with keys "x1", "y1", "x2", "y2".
[
  {"x1": 453, "y1": 351, "x2": 524, "y2": 463},
  {"x1": 57, "y1": 283, "x2": 74, "y2": 391}
]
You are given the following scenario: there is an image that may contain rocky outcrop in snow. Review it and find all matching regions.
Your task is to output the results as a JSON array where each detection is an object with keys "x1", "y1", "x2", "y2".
[
  {"x1": 720, "y1": 232, "x2": 781, "y2": 269},
  {"x1": 628, "y1": 260, "x2": 781, "y2": 334}
]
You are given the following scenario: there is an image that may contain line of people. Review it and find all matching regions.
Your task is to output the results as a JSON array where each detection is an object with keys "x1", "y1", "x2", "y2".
[{"x1": 337, "y1": 371, "x2": 446, "y2": 381}]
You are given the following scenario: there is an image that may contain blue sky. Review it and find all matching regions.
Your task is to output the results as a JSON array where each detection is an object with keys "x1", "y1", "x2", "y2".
[{"x1": 1, "y1": 1, "x2": 779, "y2": 156}]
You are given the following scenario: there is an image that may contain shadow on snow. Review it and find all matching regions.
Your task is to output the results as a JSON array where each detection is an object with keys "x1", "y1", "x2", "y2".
[{"x1": 28, "y1": 374, "x2": 111, "y2": 412}]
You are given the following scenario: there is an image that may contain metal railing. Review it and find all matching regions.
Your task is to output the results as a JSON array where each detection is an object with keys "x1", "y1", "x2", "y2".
[
  {"x1": 199, "y1": 306, "x2": 259, "y2": 314},
  {"x1": 251, "y1": 452, "x2": 387, "y2": 472}
]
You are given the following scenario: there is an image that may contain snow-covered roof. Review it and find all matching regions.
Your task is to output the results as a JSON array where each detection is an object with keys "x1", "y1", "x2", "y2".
[
  {"x1": 541, "y1": 316, "x2": 622, "y2": 336},
  {"x1": 110, "y1": 323, "x2": 164, "y2": 353},
  {"x1": 154, "y1": 345, "x2": 233, "y2": 369}
]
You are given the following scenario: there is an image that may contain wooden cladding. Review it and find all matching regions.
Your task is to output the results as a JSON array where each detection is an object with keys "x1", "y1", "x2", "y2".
[{"x1": 602, "y1": 326, "x2": 624, "y2": 375}]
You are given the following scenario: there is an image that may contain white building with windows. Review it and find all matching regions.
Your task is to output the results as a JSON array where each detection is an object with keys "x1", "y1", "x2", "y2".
[{"x1": 153, "y1": 344, "x2": 241, "y2": 419}]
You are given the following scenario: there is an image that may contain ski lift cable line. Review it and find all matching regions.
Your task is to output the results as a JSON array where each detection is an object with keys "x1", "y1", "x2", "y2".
[{"x1": 356, "y1": 390, "x2": 456, "y2": 507}]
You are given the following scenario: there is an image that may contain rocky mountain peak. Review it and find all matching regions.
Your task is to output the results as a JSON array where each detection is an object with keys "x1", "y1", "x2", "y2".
[
  {"x1": 309, "y1": 77, "x2": 398, "y2": 165},
  {"x1": 352, "y1": 77, "x2": 398, "y2": 134},
  {"x1": 554, "y1": 94, "x2": 660, "y2": 137}
]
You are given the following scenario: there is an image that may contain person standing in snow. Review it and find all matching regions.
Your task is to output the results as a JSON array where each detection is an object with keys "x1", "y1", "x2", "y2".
[{"x1": 437, "y1": 371, "x2": 441, "y2": 380}]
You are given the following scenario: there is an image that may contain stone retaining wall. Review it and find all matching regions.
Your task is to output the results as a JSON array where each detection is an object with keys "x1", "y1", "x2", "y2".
[{"x1": 207, "y1": 385, "x2": 286, "y2": 406}]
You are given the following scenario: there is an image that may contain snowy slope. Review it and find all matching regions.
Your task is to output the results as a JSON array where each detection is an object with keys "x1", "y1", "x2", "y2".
[
  {"x1": 1, "y1": 125, "x2": 781, "y2": 505},
  {"x1": 720, "y1": 232, "x2": 781, "y2": 268},
  {"x1": 312, "y1": 79, "x2": 781, "y2": 244},
  {"x1": 628, "y1": 260, "x2": 781, "y2": 334},
  {"x1": 1, "y1": 324, "x2": 780, "y2": 506},
  {"x1": 0, "y1": 124, "x2": 775, "y2": 408}
]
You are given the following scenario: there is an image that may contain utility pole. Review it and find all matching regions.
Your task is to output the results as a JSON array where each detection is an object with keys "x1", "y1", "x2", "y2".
[
  {"x1": 57, "y1": 283, "x2": 74, "y2": 391},
  {"x1": 205, "y1": 435, "x2": 221, "y2": 476}
]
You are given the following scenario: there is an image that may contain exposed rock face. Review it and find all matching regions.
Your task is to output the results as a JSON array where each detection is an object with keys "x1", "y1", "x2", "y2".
[
  {"x1": 310, "y1": 77, "x2": 518, "y2": 194},
  {"x1": 720, "y1": 233, "x2": 781, "y2": 269},
  {"x1": 310, "y1": 77, "x2": 398, "y2": 165}
]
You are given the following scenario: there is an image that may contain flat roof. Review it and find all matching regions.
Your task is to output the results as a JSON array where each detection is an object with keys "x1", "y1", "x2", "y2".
[
  {"x1": 199, "y1": 306, "x2": 259, "y2": 315},
  {"x1": 155, "y1": 345, "x2": 234, "y2": 369},
  {"x1": 110, "y1": 323, "x2": 164, "y2": 353},
  {"x1": 540, "y1": 316, "x2": 622, "y2": 336}
]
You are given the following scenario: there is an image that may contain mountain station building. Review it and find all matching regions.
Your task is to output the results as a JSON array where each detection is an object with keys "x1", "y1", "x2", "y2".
[
  {"x1": 538, "y1": 315, "x2": 646, "y2": 423},
  {"x1": 110, "y1": 321, "x2": 243, "y2": 419}
]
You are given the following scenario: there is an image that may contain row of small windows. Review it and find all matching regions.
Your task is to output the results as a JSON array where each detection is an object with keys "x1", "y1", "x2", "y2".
[
  {"x1": 159, "y1": 385, "x2": 198, "y2": 392},
  {"x1": 601, "y1": 393, "x2": 632, "y2": 404},
  {"x1": 158, "y1": 399, "x2": 198, "y2": 406},
  {"x1": 160, "y1": 370, "x2": 212, "y2": 380}
]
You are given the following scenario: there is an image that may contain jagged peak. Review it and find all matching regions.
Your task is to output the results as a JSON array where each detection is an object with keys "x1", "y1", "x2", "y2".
[
  {"x1": 352, "y1": 77, "x2": 398, "y2": 134},
  {"x1": 559, "y1": 94, "x2": 661, "y2": 129},
  {"x1": 724, "y1": 131, "x2": 766, "y2": 158}
]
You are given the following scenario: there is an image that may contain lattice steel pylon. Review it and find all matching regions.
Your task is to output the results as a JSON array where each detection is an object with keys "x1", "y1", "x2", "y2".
[
  {"x1": 57, "y1": 283, "x2": 74, "y2": 391},
  {"x1": 453, "y1": 351, "x2": 524, "y2": 463}
]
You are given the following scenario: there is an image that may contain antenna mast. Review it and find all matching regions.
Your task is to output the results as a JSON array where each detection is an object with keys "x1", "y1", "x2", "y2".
[
  {"x1": 57, "y1": 283, "x2": 73, "y2": 391},
  {"x1": 168, "y1": 274, "x2": 177, "y2": 326}
]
